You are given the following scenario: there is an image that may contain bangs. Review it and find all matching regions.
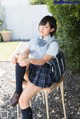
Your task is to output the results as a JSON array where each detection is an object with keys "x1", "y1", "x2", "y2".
[{"x1": 39, "y1": 17, "x2": 48, "y2": 26}]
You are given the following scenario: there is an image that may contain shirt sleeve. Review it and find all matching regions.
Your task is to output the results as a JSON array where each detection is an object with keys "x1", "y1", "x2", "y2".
[
  {"x1": 46, "y1": 41, "x2": 59, "y2": 57},
  {"x1": 26, "y1": 38, "x2": 34, "y2": 50}
]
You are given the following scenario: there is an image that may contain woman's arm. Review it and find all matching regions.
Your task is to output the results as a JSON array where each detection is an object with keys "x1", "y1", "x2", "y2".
[
  {"x1": 17, "y1": 48, "x2": 30, "y2": 63},
  {"x1": 19, "y1": 54, "x2": 53, "y2": 67},
  {"x1": 12, "y1": 48, "x2": 30, "y2": 64},
  {"x1": 30, "y1": 54, "x2": 53, "y2": 65}
]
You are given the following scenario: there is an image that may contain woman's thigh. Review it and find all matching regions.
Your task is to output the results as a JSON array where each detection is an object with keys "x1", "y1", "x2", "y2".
[
  {"x1": 19, "y1": 81, "x2": 41, "y2": 103},
  {"x1": 24, "y1": 67, "x2": 29, "y2": 82}
]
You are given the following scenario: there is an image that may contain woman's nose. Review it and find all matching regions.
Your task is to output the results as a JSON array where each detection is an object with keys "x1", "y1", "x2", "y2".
[{"x1": 41, "y1": 26, "x2": 44, "y2": 30}]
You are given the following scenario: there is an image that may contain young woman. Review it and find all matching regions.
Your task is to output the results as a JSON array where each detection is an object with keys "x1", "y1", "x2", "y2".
[{"x1": 10, "y1": 15, "x2": 59, "y2": 119}]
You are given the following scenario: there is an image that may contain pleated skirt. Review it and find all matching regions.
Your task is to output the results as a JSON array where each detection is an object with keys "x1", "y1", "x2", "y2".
[{"x1": 28, "y1": 63, "x2": 55, "y2": 88}]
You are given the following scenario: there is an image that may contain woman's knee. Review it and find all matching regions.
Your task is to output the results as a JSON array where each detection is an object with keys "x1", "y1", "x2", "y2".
[{"x1": 19, "y1": 95, "x2": 29, "y2": 108}]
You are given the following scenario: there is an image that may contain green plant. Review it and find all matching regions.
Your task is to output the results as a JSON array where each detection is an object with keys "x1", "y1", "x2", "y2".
[
  {"x1": 0, "y1": 20, "x2": 3, "y2": 25},
  {"x1": 0, "y1": 20, "x2": 3, "y2": 42},
  {"x1": 47, "y1": 1, "x2": 80, "y2": 73},
  {"x1": 30, "y1": 0, "x2": 47, "y2": 4},
  {"x1": 2, "y1": 29, "x2": 11, "y2": 31}
]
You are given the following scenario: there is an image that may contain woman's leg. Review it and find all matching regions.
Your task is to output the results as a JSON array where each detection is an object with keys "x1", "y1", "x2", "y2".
[
  {"x1": 19, "y1": 81, "x2": 41, "y2": 119},
  {"x1": 15, "y1": 63, "x2": 26, "y2": 94},
  {"x1": 10, "y1": 63, "x2": 26, "y2": 106}
]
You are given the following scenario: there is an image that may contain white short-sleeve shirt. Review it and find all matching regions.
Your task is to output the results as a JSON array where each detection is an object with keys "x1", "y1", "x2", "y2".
[{"x1": 27, "y1": 35, "x2": 59, "y2": 59}]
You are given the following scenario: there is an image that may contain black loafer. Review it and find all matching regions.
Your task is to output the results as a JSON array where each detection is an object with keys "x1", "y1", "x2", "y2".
[{"x1": 10, "y1": 92, "x2": 20, "y2": 106}]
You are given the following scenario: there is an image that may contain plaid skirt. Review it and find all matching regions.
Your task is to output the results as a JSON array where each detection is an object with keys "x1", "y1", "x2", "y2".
[{"x1": 28, "y1": 63, "x2": 55, "y2": 88}]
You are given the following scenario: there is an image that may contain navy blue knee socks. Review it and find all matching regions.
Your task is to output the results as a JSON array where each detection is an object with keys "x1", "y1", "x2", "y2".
[
  {"x1": 21, "y1": 107, "x2": 32, "y2": 119},
  {"x1": 15, "y1": 63, "x2": 26, "y2": 94}
]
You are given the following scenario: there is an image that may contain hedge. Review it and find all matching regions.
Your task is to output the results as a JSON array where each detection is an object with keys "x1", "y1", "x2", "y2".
[{"x1": 47, "y1": 1, "x2": 80, "y2": 73}]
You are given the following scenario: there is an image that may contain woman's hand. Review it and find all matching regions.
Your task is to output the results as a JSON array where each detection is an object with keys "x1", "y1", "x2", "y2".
[
  {"x1": 12, "y1": 55, "x2": 18, "y2": 64},
  {"x1": 19, "y1": 58, "x2": 30, "y2": 67},
  {"x1": 17, "y1": 54, "x2": 25, "y2": 63}
]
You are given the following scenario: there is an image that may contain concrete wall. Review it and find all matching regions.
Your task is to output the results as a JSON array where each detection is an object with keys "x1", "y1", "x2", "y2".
[{"x1": 3, "y1": 5, "x2": 51, "y2": 40}]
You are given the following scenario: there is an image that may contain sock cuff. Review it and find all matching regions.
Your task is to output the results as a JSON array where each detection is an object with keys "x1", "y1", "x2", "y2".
[
  {"x1": 21, "y1": 107, "x2": 32, "y2": 119},
  {"x1": 21, "y1": 107, "x2": 32, "y2": 112}
]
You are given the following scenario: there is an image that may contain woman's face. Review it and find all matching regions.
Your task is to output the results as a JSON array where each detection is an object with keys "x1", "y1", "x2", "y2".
[{"x1": 39, "y1": 22, "x2": 54, "y2": 38}]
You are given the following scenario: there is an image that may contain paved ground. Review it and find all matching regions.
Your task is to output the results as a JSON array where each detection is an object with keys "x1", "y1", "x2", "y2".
[{"x1": 0, "y1": 42, "x2": 80, "y2": 119}]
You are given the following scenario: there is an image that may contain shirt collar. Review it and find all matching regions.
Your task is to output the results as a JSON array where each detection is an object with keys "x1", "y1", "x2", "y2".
[{"x1": 38, "y1": 35, "x2": 55, "y2": 44}]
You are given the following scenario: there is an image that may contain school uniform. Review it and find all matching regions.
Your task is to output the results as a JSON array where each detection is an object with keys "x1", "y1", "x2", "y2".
[
  {"x1": 27, "y1": 35, "x2": 59, "y2": 88},
  {"x1": 10, "y1": 35, "x2": 59, "y2": 111}
]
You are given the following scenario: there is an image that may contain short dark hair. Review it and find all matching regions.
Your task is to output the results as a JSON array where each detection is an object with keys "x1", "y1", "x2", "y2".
[{"x1": 39, "y1": 15, "x2": 57, "y2": 36}]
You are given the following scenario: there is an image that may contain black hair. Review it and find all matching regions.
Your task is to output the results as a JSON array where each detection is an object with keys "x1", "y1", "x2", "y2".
[{"x1": 39, "y1": 15, "x2": 57, "y2": 36}]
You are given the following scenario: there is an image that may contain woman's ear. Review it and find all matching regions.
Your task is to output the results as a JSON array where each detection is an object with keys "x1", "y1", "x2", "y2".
[{"x1": 50, "y1": 28, "x2": 54, "y2": 32}]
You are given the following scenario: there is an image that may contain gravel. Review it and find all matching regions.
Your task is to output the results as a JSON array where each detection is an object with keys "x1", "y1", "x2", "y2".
[{"x1": 0, "y1": 41, "x2": 80, "y2": 119}]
